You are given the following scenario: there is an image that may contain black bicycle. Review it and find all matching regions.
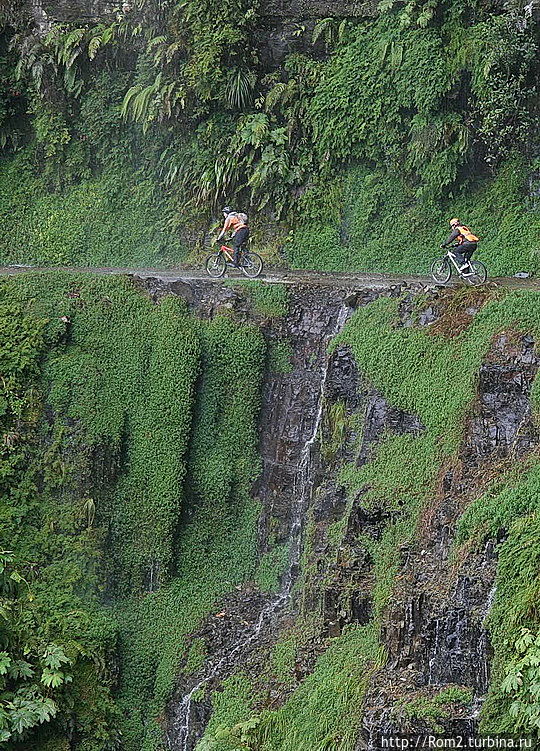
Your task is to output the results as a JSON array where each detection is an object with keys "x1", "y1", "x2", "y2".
[{"x1": 431, "y1": 247, "x2": 487, "y2": 287}]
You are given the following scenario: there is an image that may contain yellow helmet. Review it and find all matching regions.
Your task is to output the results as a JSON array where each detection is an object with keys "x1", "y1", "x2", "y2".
[{"x1": 449, "y1": 217, "x2": 460, "y2": 227}]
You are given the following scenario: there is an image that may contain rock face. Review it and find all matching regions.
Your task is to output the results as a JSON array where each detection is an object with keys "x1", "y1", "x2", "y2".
[
  {"x1": 160, "y1": 281, "x2": 358, "y2": 750},
  {"x1": 137, "y1": 279, "x2": 540, "y2": 750},
  {"x1": 363, "y1": 328, "x2": 539, "y2": 744},
  {"x1": 25, "y1": 0, "x2": 378, "y2": 66},
  {"x1": 27, "y1": 0, "x2": 117, "y2": 31},
  {"x1": 261, "y1": 0, "x2": 376, "y2": 18}
]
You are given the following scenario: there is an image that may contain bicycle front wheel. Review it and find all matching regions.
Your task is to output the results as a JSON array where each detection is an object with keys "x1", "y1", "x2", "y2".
[
  {"x1": 241, "y1": 251, "x2": 263, "y2": 279},
  {"x1": 431, "y1": 257, "x2": 452, "y2": 284},
  {"x1": 464, "y1": 260, "x2": 487, "y2": 286},
  {"x1": 206, "y1": 253, "x2": 226, "y2": 278}
]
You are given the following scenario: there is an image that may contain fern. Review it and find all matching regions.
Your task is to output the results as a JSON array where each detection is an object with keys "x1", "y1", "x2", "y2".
[
  {"x1": 312, "y1": 18, "x2": 334, "y2": 46},
  {"x1": 378, "y1": 0, "x2": 397, "y2": 13}
]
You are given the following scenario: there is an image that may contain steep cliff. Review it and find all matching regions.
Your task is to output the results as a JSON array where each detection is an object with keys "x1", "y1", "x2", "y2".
[{"x1": 3, "y1": 273, "x2": 540, "y2": 750}]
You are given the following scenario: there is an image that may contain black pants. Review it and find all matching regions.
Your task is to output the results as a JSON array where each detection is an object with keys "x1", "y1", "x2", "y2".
[
  {"x1": 453, "y1": 241, "x2": 477, "y2": 266},
  {"x1": 231, "y1": 227, "x2": 249, "y2": 266}
]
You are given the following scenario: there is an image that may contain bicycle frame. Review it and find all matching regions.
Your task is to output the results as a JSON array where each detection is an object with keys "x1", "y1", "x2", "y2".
[
  {"x1": 219, "y1": 245, "x2": 241, "y2": 264},
  {"x1": 446, "y1": 248, "x2": 469, "y2": 275}
]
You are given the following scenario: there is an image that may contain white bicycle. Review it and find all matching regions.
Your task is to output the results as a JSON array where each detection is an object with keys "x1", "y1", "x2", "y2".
[{"x1": 431, "y1": 247, "x2": 487, "y2": 286}]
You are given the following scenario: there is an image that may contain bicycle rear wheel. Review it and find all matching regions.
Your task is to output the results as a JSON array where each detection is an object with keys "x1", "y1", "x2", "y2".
[
  {"x1": 431, "y1": 257, "x2": 452, "y2": 284},
  {"x1": 464, "y1": 260, "x2": 487, "y2": 286},
  {"x1": 206, "y1": 253, "x2": 226, "y2": 278},
  {"x1": 241, "y1": 251, "x2": 263, "y2": 279}
]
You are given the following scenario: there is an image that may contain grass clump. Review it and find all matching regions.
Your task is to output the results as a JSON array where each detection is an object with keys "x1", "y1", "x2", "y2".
[
  {"x1": 254, "y1": 625, "x2": 380, "y2": 751},
  {"x1": 267, "y1": 339, "x2": 294, "y2": 374},
  {"x1": 396, "y1": 687, "x2": 473, "y2": 732},
  {"x1": 196, "y1": 675, "x2": 256, "y2": 751}
]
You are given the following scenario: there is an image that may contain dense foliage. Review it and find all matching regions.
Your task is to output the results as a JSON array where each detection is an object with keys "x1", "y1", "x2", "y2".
[
  {"x1": 0, "y1": 272, "x2": 266, "y2": 749},
  {"x1": 0, "y1": 0, "x2": 538, "y2": 271}
]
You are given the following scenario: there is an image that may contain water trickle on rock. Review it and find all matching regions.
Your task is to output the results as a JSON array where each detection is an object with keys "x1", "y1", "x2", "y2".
[{"x1": 168, "y1": 299, "x2": 351, "y2": 751}]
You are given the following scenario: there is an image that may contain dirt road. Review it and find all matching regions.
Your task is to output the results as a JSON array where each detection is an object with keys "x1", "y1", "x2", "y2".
[{"x1": 0, "y1": 264, "x2": 538, "y2": 290}]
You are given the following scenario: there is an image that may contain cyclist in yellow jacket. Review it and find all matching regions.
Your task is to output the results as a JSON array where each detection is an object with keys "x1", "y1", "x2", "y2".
[{"x1": 440, "y1": 218, "x2": 479, "y2": 273}]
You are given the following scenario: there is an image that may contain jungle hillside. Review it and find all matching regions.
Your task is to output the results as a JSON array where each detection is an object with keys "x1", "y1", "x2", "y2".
[{"x1": 0, "y1": 0, "x2": 539, "y2": 273}]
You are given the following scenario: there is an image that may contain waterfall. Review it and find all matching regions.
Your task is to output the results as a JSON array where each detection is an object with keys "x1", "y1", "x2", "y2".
[{"x1": 170, "y1": 303, "x2": 351, "y2": 751}]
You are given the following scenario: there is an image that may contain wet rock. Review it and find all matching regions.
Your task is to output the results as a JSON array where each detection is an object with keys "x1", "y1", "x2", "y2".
[
  {"x1": 165, "y1": 285, "x2": 360, "y2": 750},
  {"x1": 325, "y1": 346, "x2": 360, "y2": 408},
  {"x1": 155, "y1": 282, "x2": 540, "y2": 750},
  {"x1": 262, "y1": 0, "x2": 377, "y2": 17},
  {"x1": 363, "y1": 330, "x2": 539, "y2": 744},
  {"x1": 357, "y1": 389, "x2": 425, "y2": 466}
]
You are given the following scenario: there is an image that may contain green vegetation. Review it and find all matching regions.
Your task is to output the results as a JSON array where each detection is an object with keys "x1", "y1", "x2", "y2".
[
  {"x1": 0, "y1": 79, "x2": 187, "y2": 267},
  {"x1": 225, "y1": 282, "x2": 289, "y2": 318},
  {"x1": 1, "y1": 0, "x2": 539, "y2": 271},
  {"x1": 0, "y1": 280, "x2": 120, "y2": 748},
  {"x1": 253, "y1": 625, "x2": 380, "y2": 751},
  {"x1": 200, "y1": 625, "x2": 380, "y2": 751},
  {"x1": 6, "y1": 271, "x2": 540, "y2": 748},
  {"x1": 0, "y1": 272, "x2": 266, "y2": 749},
  {"x1": 2, "y1": 0, "x2": 540, "y2": 726},
  {"x1": 458, "y1": 464, "x2": 540, "y2": 734},
  {"x1": 286, "y1": 159, "x2": 540, "y2": 275},
  {"x1": 398, "y1": 686, "x2": 473, "y2": 720},
  {"x1": 197, "y1": 675, "x2": 256, "y2": 751},
  {"x1": 266, "y1": 339, "x2": 293, "y2": 374}
]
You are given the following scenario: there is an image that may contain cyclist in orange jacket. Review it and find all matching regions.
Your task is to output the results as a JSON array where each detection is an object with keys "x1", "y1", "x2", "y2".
[
  {"x1": 440, "y1": 218, "x2": 479, "y2": 273},
  {"x1": 217, "y1": 206, "x2": 249, "y2": 268}
]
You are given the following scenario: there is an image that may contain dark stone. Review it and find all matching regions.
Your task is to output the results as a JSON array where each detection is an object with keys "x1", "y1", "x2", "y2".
[{"x1": 262, "y1": 0, "x2": 377, "y2": 17}]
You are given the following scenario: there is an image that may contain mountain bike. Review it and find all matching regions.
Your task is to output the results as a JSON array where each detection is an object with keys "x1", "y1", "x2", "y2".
[
  {"x1": 431, "y1": 247, "x2": 487, "y2": 287},
  {"x1": 205, "y1": 244, "x2": 263, "y2": 279}
]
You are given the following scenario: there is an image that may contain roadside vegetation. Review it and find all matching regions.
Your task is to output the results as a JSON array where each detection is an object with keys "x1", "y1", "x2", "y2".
[{"x1": 0, "y1": 0, "x2": 538, "y2": 272}]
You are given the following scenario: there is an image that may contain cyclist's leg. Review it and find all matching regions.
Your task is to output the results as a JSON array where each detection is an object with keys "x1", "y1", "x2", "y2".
[
  {"x1": 451, "y1": 247, "x2": 469, "y2": 270},
  {"x1": 230, "y1": 239, "x2": 241, "y2": 267},
  {"x1": 460, "y1": 242, "x2": 477, "y2": 273},
  {"x1": 461, "y1": 242, "x2": 477, "y2": 262},
  {"x1": 231, "y1": 228, "x2": 249, "y2": 267}
]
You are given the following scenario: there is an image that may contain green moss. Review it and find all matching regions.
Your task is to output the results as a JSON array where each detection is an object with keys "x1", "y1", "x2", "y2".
[
  {"x1": 397, "y1": 686, "x2": 473, "y2": 730},
  {"x1": 0, "y1": 150, "x2": 186, "y2": 267},
  {"x1": 266, "y1": 339, "x2": 294, "y2": 374},
  {"x1": 0, "y1": 272, "x2": 266, "y2": 750},
  {"x1": 256, "y1": 544, "x2": 290, "y2": 594},
  {"x1": 322, "y1": 399, "x2": 348, "y2": 462},
  {"x1": 196, "y1": 674, "x2": 255, "y2": 751},
  {"x1": 255, "y1": 625, "x2": 380, "y2": 751}
]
